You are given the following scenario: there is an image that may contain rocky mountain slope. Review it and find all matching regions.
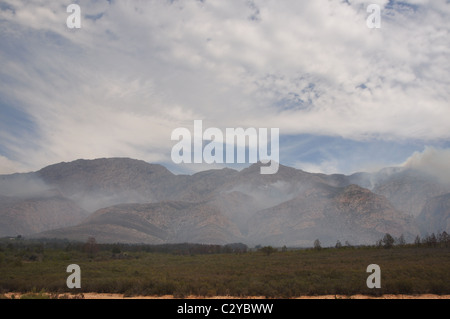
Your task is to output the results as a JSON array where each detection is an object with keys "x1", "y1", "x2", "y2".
[
  {"x1": 416, "y1": 193, "x2": 450, "y2": 234},
  {"x1": 36, "y1": 158, "x2": 183, "y2": 211},
  {"x1": 0, "y1": 157, "x2": 448, "y2": 246},
  {"x1": 370, "y1": 168, "x2": 449, "y2": 218},
  {"x1": 36, "y1": 201, "x2": 243, "y2": 245},
  {"x1": 247, "y1": 184, "x2": 417, "y2": 246},
  {"x1": 0, "y1": 193, "x2": 88, "y2": 237}
]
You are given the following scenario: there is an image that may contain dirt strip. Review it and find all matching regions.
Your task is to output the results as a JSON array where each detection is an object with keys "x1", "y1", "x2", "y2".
[{"x1": 3, "y1": 292, "x2": 450, "y2": 299}]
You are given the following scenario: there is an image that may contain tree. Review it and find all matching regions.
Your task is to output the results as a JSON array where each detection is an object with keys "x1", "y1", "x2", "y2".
[
  {"x1": 429, "y1": 233, "x2": 437, "y2": 247},
  {"x1": 423, "y1": 233, "x2": 437, "y2": 247},
  {"x1": 414, "y1": 235, "x2": 421, "y2": 247},
  {"x1": 397, "y1": 234, "x2": 406, "y2": 246},
  {"x1": 224, "y1": 243, "x2": 248, "y2": 254},
  {"x1": 335, "y1": 240, "x2": 342, "y2": 249},
  {"x1": 439, "y1": 231, "x2": 450, "y2": 247},
  {"x1": 84, "y1": 237, "x2": 98, "y2": 257},
  {"x1": 260, "y1": 246, "x2": 276, "y2": 256},
  {"x1": 313, "y1": 239, "x2": 322, "y2": 250},
  {"x1": 382, "y1": 233, "x2": 395, "y2": 249}
]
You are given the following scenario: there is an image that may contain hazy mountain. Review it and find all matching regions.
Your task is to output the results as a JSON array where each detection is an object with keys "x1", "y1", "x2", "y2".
[
  {"x1": 35, "y1": 201, "x2": 243, "y2": 245},
  {"x1": 316, "y1": 167, "x2": 450, "y2": 218},
  {"x1": 370, "y1": 168, "x2": 449, "y2": 218},
  {"x1": 176, "y1": 167, "x2": 239, "y2": 202},
  {"x1": 0, "y1": 172, "x2": 52, "y2": 198},
  {"x1": 0, "y1": 194, "x2": 88, "y2": 237},
  {"x1": 36, "y1": 158, "x2": 183, "y2": 211},
  {"x1": 416, "y1": 193, "x2": 450, "y2": 234},
  {"x1": 317, "y1": 167, "x2": 450, "y2": 231},
  {"x1": 247, "y1": 184, "x2": 417, "y2": 247},
  {"x1": 1, "y1": 157, "x2": 448, "y2": 246}
]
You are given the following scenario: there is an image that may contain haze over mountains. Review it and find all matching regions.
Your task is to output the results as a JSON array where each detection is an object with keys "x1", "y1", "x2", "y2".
[{"x1": 0, "y1": 158, "x2": 449, "y2": 247}]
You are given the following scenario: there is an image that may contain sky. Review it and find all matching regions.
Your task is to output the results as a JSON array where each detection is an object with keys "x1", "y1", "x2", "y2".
[{"x1": 0, "y1": 0, "x2": 449, "y2": 175}]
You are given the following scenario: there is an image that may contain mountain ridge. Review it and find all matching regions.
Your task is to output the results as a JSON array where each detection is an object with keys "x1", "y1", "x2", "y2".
[{"x1": 0, "y1": 157, "x2": 448, "y2": 246}]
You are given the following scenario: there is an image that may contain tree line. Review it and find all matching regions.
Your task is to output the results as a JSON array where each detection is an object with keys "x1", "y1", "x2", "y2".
[
  {"x1": 257, "y1": 231, "x2": 450, "y2": 255},
  {"x1": 323, "y1": 231, "x2": 450, "y2": 250},
  {"x1": 0, "y1": 236, "x2": 249, "y2": 256}
]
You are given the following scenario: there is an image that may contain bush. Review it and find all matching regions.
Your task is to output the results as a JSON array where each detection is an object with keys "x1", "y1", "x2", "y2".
[
  {"x1": 430, "y1": 283, "x2": 447, "y2": 294},
  {"x1": 314, "y1": 239, "x2": 322, "y2": 250},
  {"x1": 382, "y1": 233, "x2": 395, "y2": 249},
  {"x1": 259, "y1": 246, "x2": 276, "y2": 256},
  {"x1": 394, "y1": 280, "x2": 413, "y2": 294},
  {"x1": 13, "y1": 257, "x2": 23, "y2": 267},
  {"x1": 20, "y1": 293, "x2": 50, "y2": 299}
]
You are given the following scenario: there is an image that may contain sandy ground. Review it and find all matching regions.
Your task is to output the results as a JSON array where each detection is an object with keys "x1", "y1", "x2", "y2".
[{"x1": 3, "y1": 292, "x2": 450, "y2": 299}]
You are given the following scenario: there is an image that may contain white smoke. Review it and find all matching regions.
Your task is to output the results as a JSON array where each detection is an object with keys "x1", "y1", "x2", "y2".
[
  {"x1": 0, "y1": 173, "x2": 52, "y2": 198},
  {"x1": 402, "y1": 147, "x2": 450, "y2": 185}
]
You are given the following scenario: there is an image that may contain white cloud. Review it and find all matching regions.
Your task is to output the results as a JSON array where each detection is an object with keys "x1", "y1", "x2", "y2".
[{"x1": 0, "y1": 0, "x2": 449, "y2": 172}]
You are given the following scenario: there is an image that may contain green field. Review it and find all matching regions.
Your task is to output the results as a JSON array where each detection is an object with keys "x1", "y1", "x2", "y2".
[{"x1": 0, "y1": 239, "x2": 449, "y2": 298}]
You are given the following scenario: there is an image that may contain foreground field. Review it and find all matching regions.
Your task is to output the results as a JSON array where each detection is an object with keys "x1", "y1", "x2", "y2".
[{"x1": 0, "y1": 241, "x2": 449, "y2": 297}]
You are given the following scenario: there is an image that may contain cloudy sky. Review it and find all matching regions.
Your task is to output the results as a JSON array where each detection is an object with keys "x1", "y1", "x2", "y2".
[{"x1": 0, "y1": 0, "x2": 449, "y2": 175}]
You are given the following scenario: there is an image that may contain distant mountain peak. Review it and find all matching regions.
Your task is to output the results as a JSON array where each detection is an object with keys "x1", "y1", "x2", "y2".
[
  {"x1": 38, "y1": 157, "x2": 173, "y2": 176},
  {"x1": 241, "y1": 161, "x2": 298, "y2": 175}
]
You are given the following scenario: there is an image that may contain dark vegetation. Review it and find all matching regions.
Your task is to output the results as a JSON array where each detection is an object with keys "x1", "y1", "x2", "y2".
[{"x1": 0, "y1": 233, "x2": 449, "y2": 298}]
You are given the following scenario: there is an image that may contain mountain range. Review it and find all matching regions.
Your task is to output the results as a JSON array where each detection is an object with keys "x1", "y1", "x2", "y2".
[{"x1": 0, "y1": 158, "x2": 449, "y2": 247}]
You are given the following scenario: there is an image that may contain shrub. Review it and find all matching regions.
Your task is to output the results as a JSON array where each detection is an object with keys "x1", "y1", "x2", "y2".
[
  {"x1": 314, "y1": 239, "x2": 322, "y2": 250},
  {"x1": 259, "y1": 246, "x2": 276, "y2": 256},
  {"x1": 20, "y1": 293, "x2": 50, "y2": 299},
  {"x1": 382, "y1": 233, "x2": 395, "y2": 249},
  {"x1": 394, "y1": 280, "x2": 413, "y2": 294}
]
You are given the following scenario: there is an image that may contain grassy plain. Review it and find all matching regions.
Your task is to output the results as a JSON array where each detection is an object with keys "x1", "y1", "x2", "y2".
[{"x1": 0, "y1": 240, "x2": 449, "y2": 298}]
